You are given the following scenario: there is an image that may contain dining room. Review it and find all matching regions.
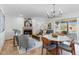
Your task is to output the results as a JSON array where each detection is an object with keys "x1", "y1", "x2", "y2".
[{"x1": 0, "y1": 4, "x2": 79, "y2": 55}]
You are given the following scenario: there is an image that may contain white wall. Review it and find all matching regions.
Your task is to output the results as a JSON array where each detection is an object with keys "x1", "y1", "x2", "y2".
[
  {"x1": 5, "y1": 16, "x2": 24, "y2": 40},
  {"x1": 0, "y1": 31, "x2": 5, "y2": 48},
  {"x1": 5, "y1": 16, "x2": 14, "y2": 39},
  {"x1": 63, "y1": 11, "x2": 79, "y2": 18},
  {"x1": 5, "y1": 16, "x2": 49, "y2": 39},
  {"x1": 32, "y1": 17, "x2": 48, "y2": 34}
]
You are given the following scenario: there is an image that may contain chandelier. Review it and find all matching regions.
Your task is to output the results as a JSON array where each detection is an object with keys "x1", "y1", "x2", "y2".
[{"x1": 47, "y1": 4, "x2": 63, "y2": 18}]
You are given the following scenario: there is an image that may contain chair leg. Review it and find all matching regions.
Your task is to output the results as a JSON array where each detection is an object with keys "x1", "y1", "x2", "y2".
[
  {"x1": 26, "y1": 48, "x2": 27, "y2": 52},
  {"x1": 71, "y1": 44, "x2": 76, "y2": 55},
  {"x1": 13, "y1": 36, "x2": 16, "y2": 47},
  {"x1": 59, "y1": 48, "x2": 63, "y2": 55},
  {"x1": 41, "y1": 47, "x2": 43, "y2": 55},
  {"x1": 46, "y1": 49, "x2": 48, "y2": 55},
  {"x1": 72, "y1": 51, "x2": 75, "y2": 55},
  {"x1": 60, "y1": 49, "x2": 63, "y2": 54},
  {"x1": 56, "y1": 44, "x2": 60, "y2": 55}
]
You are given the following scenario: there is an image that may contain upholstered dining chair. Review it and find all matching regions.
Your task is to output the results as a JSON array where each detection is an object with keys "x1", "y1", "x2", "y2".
[
  {"x1": 13, "y1": 29, "x2": 21, "y2": 47},
  {"x1": 18, "y1": 35, "x2": 29, "y2": 51},
  {"x1": 58, "y1": 39, "x2": 76, "y2": 55},
  {"x1": 57, "y1": 31, "x2": 76, "y2": 55},
  {"x1": 41, "y1": 37, "x2": 57, "y2": 55}
]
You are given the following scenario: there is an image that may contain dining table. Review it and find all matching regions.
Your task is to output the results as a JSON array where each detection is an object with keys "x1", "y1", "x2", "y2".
[{"x1": 42, "y1": 34, "x2": 72, "y2": 55}]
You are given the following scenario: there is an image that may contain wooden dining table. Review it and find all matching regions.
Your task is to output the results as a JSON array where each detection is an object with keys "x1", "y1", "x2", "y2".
[{"x1": 43, "y1": 34, "x2": 71, "y2": 55}]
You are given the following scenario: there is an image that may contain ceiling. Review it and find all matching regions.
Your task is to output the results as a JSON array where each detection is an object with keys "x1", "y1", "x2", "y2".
[{"x1": 0, "y1": 4, "x2": 79, "y2": 17}]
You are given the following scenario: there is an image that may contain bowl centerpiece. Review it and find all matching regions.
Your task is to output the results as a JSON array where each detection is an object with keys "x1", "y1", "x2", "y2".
[{"x1": 52, "y1": 33, "x2": 58, "y2": 38}]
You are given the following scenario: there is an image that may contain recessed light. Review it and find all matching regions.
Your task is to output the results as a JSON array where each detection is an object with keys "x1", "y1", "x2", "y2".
[{"x1": 19, "y1": 14, "x2": 23, "y2": 17}]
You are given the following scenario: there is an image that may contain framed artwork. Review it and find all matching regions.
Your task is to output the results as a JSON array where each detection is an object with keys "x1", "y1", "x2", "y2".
[
  {"x1": 24, "y1": 18, "x2": 32, "y2": 27},
  {"x1": 48, "y1": 22, "x2": 51, "y2": 29}
]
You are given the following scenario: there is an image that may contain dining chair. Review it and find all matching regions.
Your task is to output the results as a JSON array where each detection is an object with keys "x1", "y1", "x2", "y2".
[
  {"x1": 18, "y1": 35, "x2": 29, "y2": 51},
  {"x1": 41, "y1": 37, "x2": 57, "y2": 55},
  {"x1": 58, "y1": 39, "x2": 76, "y2": 55},
  {"x1": 13, "y1": 29, "x2": 21, "y2": 47}
]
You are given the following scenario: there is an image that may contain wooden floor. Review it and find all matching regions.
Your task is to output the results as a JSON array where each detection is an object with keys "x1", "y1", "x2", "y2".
[
  {"x1": 0, "y1": 39, "x2": 57, "y2": 55},
  {"x1": 0, "y1": 39, "x2": 19, "y2": 55},
  {"x1": 0, "y1": 39, "x2": 44, "y2": 55}
]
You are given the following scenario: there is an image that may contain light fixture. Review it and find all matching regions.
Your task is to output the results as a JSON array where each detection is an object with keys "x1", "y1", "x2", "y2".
[
  {"x1": 19, "y1": 14, "x2": 23, "y2": 17},
  {"x1": 47, "y1": 4, "x2": 63, "y2": 18}
]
